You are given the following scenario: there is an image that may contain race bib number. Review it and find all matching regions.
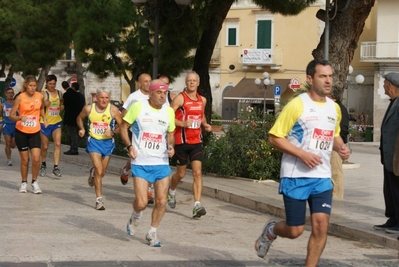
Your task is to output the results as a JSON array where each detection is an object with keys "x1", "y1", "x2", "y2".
[
  {"x1": 48, "y1": 106, "x2": 60, "y2": 116},
  {"x1": 5, "y1": 108, "x2": 11, "y2": 117},
  {"x1": 187, "y1": 115, "x2": 201, "y2": 129},
  {"x1": 142, "y1": 132, "x2": 162, "y2": 150},
  {"x1": 21, "y1": 116, "x2": 37, "y2": 128},
  {"x1": 309, "y1": 128, "x2": 334, "y2": 151},
  {"x1": 92, "y1": 122, "x2": 108, "y2": 135}
]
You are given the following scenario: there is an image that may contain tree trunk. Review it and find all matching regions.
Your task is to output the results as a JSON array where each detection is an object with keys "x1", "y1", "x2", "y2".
[
  {"x1": 75, "y1": 52, "x2": 86, "y2": 97},
  {"x1": 193, "y1": 0, "x2": 235, "y2": 123},
  {"x1": 37, "y1": 65, "x2": 51, "y2": 91},
  {"x1": 312, "y1": 0, "x2": 375, "y2": 97}
]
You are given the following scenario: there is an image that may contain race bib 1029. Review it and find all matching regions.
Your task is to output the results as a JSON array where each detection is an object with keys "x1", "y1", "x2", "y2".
[{"x1": 309, "y1": 128, "x2": 334, "y2": 151}]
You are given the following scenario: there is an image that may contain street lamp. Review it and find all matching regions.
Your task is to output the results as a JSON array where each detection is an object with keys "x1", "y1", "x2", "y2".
[
  {"x1": 254, "y1": 71, "x2": 275, "y2": 119},
  {"x1": 346, "y1": 65, "x2": 364, "y2": 112},
  {"x1": 132, "y1": 0, "x2": 192, "y2": 79}
]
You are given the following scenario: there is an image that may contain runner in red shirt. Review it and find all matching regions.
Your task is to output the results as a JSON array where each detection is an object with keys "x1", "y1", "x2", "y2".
[{"x1": 167, "y1": 71, "x2": 212, "y2": 218}]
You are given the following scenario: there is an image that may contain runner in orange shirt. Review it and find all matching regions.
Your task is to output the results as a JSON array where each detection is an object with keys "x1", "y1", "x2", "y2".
[{"x1": 9, "y1": 76, "x2": 48, "y2": 194}]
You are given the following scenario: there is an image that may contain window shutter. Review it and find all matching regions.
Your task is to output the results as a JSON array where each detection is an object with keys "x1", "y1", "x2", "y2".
[
  {"x1": 228, "y1": 28, "x2": 237, "y2": 46},
  {"x1": 257, "y1": 20, "x2": 271, "y2": 49}
]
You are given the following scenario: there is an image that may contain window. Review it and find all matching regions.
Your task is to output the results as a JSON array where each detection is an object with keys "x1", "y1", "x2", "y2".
[
  {"x1": 257, "y1": 20, "x2": 272, "y2": 49},
  {"x1": 226, "y1": 21, "x2": 239, "y2": 46}
]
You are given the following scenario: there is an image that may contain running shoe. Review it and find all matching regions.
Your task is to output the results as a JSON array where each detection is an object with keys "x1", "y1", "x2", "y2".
[
  {"x1": 146, "y1": 231, "x2": 161, "y2": 247},
  {"x1": 95, "y1": 197, "x2": 105, "y2": 210},
  {"x1": 167, "y1": 190, "x2": 176, "y2": 209},
  {"x1": 120, "y1": 166, "x2": 129, "y2": 185},
  {"x1": 255, "y1": 220, "x2": 276, "y2": 258},
  {"x1": 88, "y1": 167, "x2": 94, "y2": 187},
  {"x1": 192, "y1": 203, "x2": 206, "y2": 218},
  {"x1": 52, "y1": 167, "x2": 62, "y2": 177},
  {"x1": 32, "y1": 181, "x2": 42, "y2": 194},
  {"x1": 7, "y1": 160, "x2": 12, "y2": 166},
  {"x1": 19, "y1": 182, "x2": 27, "y2": 193},
  {"x1": 40, "y1": 165, "x2": 46, "y2": 177},
  {"x1": 147, "y1": 190, "x2": 154, "y2": 205},
  {"x1": 126, "y1": 212, "x2": 141, "y2": 236}
]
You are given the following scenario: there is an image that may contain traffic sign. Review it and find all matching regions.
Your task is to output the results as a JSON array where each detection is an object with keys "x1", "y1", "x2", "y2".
[
  {"x1": 10, "y1": 78, "x2": 16, "y2": 87},
  {"x1": 274, "y1": 85, "x2": 281, "y2": 96}
]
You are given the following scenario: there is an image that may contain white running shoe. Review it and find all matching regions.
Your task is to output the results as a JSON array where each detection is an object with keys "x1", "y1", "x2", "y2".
[
  {"x1": 255, "y1": 220, "x2": 276, "y2": 258},
  {"x1": 7, "y1": 160, "x2": 12, "y2": 166},
  {"x1": 126, "y1": 211, "x2": 141, "y2": 236},
  {"x1": 32, "y1": 181, "x2": 42, "y2": 194},
  {"x1": 146, "y1": 231, "x2": 161, "y2": 247},
  {"x1": 19, "y1": 182, "x2": 27, "y2": 193}
]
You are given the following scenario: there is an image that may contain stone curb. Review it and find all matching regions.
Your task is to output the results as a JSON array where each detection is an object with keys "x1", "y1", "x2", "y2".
[{"x1": 52, "y1": 146, "x2": 399, "y2": 251}]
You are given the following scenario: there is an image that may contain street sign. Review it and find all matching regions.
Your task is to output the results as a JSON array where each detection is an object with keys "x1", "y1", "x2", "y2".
[
  {"x1": 10, "y1": 78, "x2": 16, "y2": 87},
  {"x1": 274, "y1": 85, "x2": 281, "y2": 96}
]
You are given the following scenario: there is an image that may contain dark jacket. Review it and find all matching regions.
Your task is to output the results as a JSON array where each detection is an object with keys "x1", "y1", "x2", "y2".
[
  {"x1": 336, "y1": 100, "x2": 349, "y2": 143},
  {"x1": 380, "y1": 97, "x2": 399, "y2": 172},
  {"x1": 63, "y1": 88, "x2": 84, "y2": 126}
]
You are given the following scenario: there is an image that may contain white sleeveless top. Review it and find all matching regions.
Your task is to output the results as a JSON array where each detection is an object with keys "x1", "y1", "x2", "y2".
[
  {"x1": 132, "y1": 101, "x2": 170, "y2": 165},
  {"x1": 281, "y1": 93, "x2": 337, "y2": 179}
]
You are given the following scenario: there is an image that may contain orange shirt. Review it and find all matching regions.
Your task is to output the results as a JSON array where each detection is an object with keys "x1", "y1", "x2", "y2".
[
  {"x1": 174, "y1": 91, "x2": 203, "y2": 145},
  {"x1": 16, "y1": 92, "x2": 42, "y2": 134}
]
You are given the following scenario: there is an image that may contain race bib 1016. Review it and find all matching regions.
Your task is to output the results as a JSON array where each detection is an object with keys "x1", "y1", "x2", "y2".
[
  {"x1": 142, "y1": 132, "x2": 162, "y2": 150},
  {"x1": 309, "y1": 128, "x2": 334, "y2": 151}
]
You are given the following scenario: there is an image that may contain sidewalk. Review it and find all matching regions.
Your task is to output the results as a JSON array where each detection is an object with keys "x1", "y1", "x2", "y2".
[{"x1": 32, "y1": 141, "x2": 399, "y2": 250}]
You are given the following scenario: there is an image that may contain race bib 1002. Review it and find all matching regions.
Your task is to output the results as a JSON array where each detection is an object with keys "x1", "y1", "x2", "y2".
[
  {"x1": 92, "y1": 121, "x2": 108, "y2": 135},
  {"x1": 309, "y1": 128, "x2": 334, "y2": 151}
]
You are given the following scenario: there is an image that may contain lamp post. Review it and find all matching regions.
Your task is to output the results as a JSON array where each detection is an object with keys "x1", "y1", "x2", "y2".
[
  {"x1": 254, "y1": 71, "x2": 275, "y2": 119},
  {"x1": 346, "y1": 65, "x2": 364, "y2": 112},
  {"x1": 132, "y1": 0, "x2": 192, "y2": 79}
]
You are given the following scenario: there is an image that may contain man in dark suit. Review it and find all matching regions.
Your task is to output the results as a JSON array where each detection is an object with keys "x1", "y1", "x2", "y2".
[
  {"x1": 374, "y1": 72, "x2": 399, "y2": 233},
  {"x1": 62, "y1": 81, "x2": 84, "y2": 155}
]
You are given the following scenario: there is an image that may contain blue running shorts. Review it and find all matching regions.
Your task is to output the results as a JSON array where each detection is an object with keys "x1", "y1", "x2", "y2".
[
  {"x1": 283, "y1": 189, "x2": 333, "y2": 226},
  {"x1": 131, "y1": 165, "x2": 171, "y2": 184},
  {"x1": 85, "y1": 137, "x2": 115, "y2": 158},
  {"x1": 41, "y1": 121, "x2": 62, "y2": 137},
  {"x1": 2, "y1": 123, "x2": 16, "y2": 137}
]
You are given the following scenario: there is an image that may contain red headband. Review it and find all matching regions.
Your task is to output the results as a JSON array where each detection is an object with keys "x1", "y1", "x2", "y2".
[{"x1": 149, "y1": 83, "x2": 168, "y2": 91}]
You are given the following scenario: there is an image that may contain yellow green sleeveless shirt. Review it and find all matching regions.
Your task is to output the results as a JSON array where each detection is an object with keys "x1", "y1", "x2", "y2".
[
  {"x1": 41, "y1": 89, "x2": 62, "y2": 125},
  {"x1": 87, "y1": 103, "x2": 115, "y2": 140}
]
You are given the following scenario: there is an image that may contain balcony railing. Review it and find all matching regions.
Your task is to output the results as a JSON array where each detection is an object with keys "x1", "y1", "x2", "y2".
[
  {"x1": 210, "y1": 48, "x2": 221, "y2": 65},
  {"x1": 239, "y1": 48, "x2": 283, "y2": 69},
  {"x1": 360, "y1": 42, "x2": 399, "y2": 62}
]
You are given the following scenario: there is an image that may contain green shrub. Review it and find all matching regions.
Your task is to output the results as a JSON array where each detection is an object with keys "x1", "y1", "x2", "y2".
[
  {"x1": 211, "y1": 112, "x2": 223, "y2": 126},
  {"x1": 203, "y1": 107, "x2": 282, "y2": 181}
]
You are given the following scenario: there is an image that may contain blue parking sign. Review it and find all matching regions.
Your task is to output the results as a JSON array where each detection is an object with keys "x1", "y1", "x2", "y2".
[
  {"x1": 10, "y1": 78, "x2": 16, "y2": 87},
  {"x1": 274, "y1": 85, "x2": 281, "y2": 96}
]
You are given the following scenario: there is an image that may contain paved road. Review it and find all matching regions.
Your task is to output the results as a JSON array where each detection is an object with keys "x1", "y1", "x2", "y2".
[{"x1": 0, "y1": 143, "x2": 398, "y2": 266}]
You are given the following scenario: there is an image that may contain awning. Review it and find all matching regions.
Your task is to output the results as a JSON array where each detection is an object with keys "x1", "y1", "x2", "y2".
[{"x1": 223, "y1": 78, "x2": 291, "y2": 103}]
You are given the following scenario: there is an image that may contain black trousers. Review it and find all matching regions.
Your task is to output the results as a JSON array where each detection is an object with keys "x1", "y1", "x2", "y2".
[
  {"x1": 383, "y1": 166, "x2": 399, "y2": 225},
  {"x1": 66, "y1": 124, "x2": 79, "y2": 153}
]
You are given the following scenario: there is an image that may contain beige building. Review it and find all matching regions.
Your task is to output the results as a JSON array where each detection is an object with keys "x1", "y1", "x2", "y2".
[
  {"x1": 359, "y1": 0, "x2": 399, "y2": 141},
  {"x1": 197, "y1": 0, "x2": 399, "y2": 143}
]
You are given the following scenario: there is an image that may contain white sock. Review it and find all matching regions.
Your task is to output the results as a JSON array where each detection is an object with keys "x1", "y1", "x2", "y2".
[
  {"x1": 132, "y1": 210, "x2": 142, "y2": 219},
  {"x1": 268, "y1": 224, "x2": 277, "y2": 239},
  {"x1": 96, "y1": 196, "x2": 102, "y2": 202},
  {"x1": 123, "y1": 167, "x2": 129, "y2": 175},
  {"x1": 149, "y1": 226, "x2": 157, "y2": 234},
  {"x1": 194, "y1": 201, "x2": 200, "y2": 207},
  {"x1": 169, "y1": 188, "x2": 176, "y2": 195}
]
